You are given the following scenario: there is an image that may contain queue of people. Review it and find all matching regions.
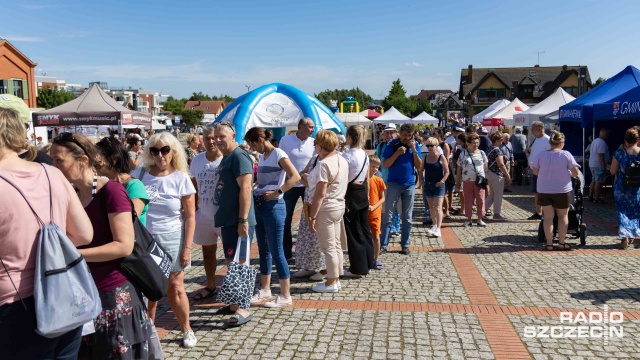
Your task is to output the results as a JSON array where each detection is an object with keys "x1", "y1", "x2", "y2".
[{"x1": 2, "y1": 100, "x2": 639, "y2": 359}]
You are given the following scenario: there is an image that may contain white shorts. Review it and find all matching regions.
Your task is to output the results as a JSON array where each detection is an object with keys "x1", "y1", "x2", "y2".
[{"x1": 193, "y1": 210, "x2": 221, "y2": 246}]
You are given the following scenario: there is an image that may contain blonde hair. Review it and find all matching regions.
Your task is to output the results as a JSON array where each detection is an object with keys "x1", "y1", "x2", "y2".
[
  {"x1": 425, "y1": 137, "x2": 439, "y2": 146},
  {"x1": 185, "y1": 134, "x2": 199, "y2": 145},
  {"x1": 0, "y1": 108, "x2": 36, "y2": 160},
  {"x1": 549, "y1": 130, "x2": 565, "y2": 146},
  {"x1": 142, "y1": 132, "x2": 190, "y2": 174},
  {"x1": 314, "y1": 130, "x2": 339, "y2": 152},
  {"x1": 346, "y1": 125, "x2": 366, "y2": 148},
  {"x1": 369, "y1": 154, "x2": 381, "y2": 166}
]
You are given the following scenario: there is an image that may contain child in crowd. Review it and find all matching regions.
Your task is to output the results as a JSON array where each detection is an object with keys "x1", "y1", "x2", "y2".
[{"x1": 368, "y1": 155, "x2": 386, "y2": 270}]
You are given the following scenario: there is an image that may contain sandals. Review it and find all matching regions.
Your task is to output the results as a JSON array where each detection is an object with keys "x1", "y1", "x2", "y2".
[
  {"x1": 214, "y1": 305, "x2": 235, "y2": 316},
  {"x1": 444, "y1": 214, "x2": 451, "y2": 220},
  {"x1": 374, "y1": 260, "x2": 384, "y2": 270},
  {"x1": 227, "y1": 313, "x2": 253, "y2": 327},
  {"x1": 556, "y1": 243, "x2": 572, "y2": 251},
  {"x1": 544, "y1": 244, "x2": 554, "y2": 251},
  {"x1": 193, "y1": 287, "x2": 217, "y2": 301}
]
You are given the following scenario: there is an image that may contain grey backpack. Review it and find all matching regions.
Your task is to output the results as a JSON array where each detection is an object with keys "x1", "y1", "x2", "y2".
[{"x1": 0, "y1": 166, "x2": 102, "y2": 338}]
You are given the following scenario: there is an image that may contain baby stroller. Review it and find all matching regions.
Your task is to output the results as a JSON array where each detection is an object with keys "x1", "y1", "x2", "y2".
[{"x1": 537, "y1": 171, "x2": 587, "y2": 246}]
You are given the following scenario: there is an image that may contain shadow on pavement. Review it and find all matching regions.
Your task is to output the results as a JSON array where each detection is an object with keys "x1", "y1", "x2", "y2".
[{"x1": 570, "y1": 288, "x2": 640, "y2": 305}]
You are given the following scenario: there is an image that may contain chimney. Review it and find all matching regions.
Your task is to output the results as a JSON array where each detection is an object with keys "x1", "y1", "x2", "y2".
[
  {"x1": 562, "y1": 65, "x2": 568, "y2": 71},
  {"x1": 468, "y1": 65, "x2": 473, "y2": 83},
  {"x1": 534, "y1": 64, "x2": 540, "y2": 68}
]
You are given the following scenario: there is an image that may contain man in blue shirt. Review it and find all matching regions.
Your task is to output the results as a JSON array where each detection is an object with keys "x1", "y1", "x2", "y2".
[{"x1": 380, "y1": 124, "x2": 422, "y2": 255}]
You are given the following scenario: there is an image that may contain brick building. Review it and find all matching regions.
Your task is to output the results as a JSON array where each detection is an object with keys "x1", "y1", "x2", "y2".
[{"x1": 0, "y1": 38, "x2": 38, "y2": 107}]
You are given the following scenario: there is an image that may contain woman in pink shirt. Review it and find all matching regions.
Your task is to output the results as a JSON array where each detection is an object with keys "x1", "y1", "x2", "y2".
[{"x1": 0, "y1": 108, "x2": 93, "y2": 358}]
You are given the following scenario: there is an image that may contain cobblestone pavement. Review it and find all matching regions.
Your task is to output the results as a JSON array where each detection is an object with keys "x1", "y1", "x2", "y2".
[{"x1": 155, "y1": 184, "x2": 640, "y2": 359}]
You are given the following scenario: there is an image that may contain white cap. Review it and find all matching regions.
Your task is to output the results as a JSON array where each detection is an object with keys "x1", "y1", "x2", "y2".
[{"x1": 383, "y1": 123, "x2": 397, "y2": 131}]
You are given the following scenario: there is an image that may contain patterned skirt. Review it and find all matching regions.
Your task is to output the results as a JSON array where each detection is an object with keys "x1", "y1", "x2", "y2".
[
  {"x1": 295, "y1": 189, "x2": 326, "y2": 271},
  {"x1": 81, "y1": 281, "x2": 152, "y2": 360}
]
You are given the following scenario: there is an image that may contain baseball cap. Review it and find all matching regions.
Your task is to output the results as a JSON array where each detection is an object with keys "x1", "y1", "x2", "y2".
[
  {"x1": 0, "y1": 94, "x2": 30, "y2": 124},
  {"x1": 480, "y1": 127, "x2": 489, "y2": 134},
  {"x1": 383, "y1": 123, "x2": 397, "y2": 131},
  {"x1": 452, "y1": 126, "x2": 464, "y2": 132},
  {"x1": 515, "y1": 127, "x2": 522, "y2": 133}
]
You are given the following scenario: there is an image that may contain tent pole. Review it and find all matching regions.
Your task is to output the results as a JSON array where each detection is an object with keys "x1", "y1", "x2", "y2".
[
  {"x1": 119, "y1": 118, "x2": 123, "y2": 137},
  {"x1": 582, "y1": 128, "x2": 585, "y2": 171}
]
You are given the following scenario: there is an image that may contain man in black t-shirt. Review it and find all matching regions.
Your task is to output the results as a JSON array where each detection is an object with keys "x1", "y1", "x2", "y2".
[{"x1": 18, "y1": 149, "x2": 53, "y2": 165}]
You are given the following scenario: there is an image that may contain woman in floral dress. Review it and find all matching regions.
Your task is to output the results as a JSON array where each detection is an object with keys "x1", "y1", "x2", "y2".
[
  {"x1": 293, "y1": 154, "x2": 326, "y2": 281},
  {"x1": 610, "y1": 127, "x2": 640, "y2": 249}
]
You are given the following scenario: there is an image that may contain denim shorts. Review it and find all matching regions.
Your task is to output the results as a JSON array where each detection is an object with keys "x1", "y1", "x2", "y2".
[
  {"x1": 423, "y1": 181, "x2": 445, "y2": 198},
  {"x1": 590, "y1": 167, "x2": 606, "y2": 183},
  {"x1": 152, "y1": 230, "x2": 190, "y2": 272}
]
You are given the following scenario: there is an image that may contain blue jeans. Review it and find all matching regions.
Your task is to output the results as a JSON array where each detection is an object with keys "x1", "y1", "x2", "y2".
[
  {"x1": 255, "y1": 198, "x2": 290, "y2": 279},
  {"x1": 283, "y1": 186, "x2": 305, "y2": 259},
  {"x1": 381, "y1": 182, "x2": 416, "y2": 249}
]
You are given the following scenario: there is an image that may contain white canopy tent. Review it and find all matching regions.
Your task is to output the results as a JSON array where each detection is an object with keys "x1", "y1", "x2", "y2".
[
  {"x1": 483, "y1": 98, "x2": 530, "y2": 126},
  {"x1": 372, "y1": 106, "x2": 411, "y2": 123},
  {"x1": 472, "y1": 99, "x2": 511, "y2": 123},
  {"x1": 410, "y1": 111, "x2": 439, "y2": 125},
  {"x1": 513, "y1": 88, "x2": 575, "y2": 128},
  {"x1": 333, "y1": 112, "x2": 373, "y2": 126}
]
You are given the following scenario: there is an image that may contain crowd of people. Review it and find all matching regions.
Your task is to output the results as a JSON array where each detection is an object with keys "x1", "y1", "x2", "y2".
[{"x1": 1, "y1": 103, "x2": 639, "y2": 358}]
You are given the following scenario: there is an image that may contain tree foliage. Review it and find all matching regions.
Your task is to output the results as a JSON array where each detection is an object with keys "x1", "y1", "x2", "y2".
[
  {"x1": 162, "y1": 93, "x2": 236, "y2": 115},
  {"x1": 382, "y1": 79, "x2": 420, "y2": 116},
  {"x1": 36, "y1": 87, "x2": 77, "y2": 109},
  {"x1": 315, "y1": 88, "x2": 374, "y2": 111},
  {"x1": 180, "y1": 109, "x2": 204, "y2": 126},
  {"x1": 595, "y1": 77, "x2": 607, "y2": 86},
  {"x1": 162, "y1": 96, "x2": 187, "y2": 115}
]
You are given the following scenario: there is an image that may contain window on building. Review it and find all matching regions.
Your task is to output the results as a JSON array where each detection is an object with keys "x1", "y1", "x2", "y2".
[
  {"x1": 12, "y1": 80, "x2": 23, "y2": 98},
  {"x1": 0, "y1": 80, "x2": 7, "y2": 94},
  {"x1": 520, "y1": 85, "x2": 534, "y2": 98},
  {"x1": 205, "y1": 106, "x2": 209, "y2": 110},
  {"x1": 562, "y1": 86, "x2": 578, "y2": 97}
]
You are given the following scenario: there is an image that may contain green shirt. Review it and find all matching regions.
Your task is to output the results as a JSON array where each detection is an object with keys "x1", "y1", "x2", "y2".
[
  {"x1": 126, "y1": 179, "x2": 149, "y2": 226},
  {"x1": 214, "y1": 147, "x2": 257, "y2": 227}
]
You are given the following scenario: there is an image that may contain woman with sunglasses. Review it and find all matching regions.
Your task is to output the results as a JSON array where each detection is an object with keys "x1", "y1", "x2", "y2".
[
  {"x1": 422, "y1": 137, "x2": 449, "y2": 238},
  {"x1": 131, "y1": 132, "x2": 198, "y2": 348},
  {"x1": 244, "y1": 127, "x2": 300, "y2": 307},
  {"x1": 0, "y1": 108, "x2": 93, "y2": 358},
  {"x1": 50, "y1": 132, "x2": 152, "y2": 359},
  {"x1": 455, "y1": 133, "x2": 489, "y2": 227},
  {"x1": 433, "y1": 128, "x2": 453, "y2": 219}
]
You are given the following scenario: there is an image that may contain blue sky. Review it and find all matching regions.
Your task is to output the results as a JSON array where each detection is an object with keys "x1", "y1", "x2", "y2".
[{"x1": 3, "y1": 0, "x2": 640, "y2": 99}]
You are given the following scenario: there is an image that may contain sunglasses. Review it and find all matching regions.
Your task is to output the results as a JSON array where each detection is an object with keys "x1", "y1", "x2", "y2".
[
  {"x1": 216, "y1": 121, "x2": 235, "y2": 133},
  {"x1": 58, "y1": 132, "x2": 88, "y2": 156},
  {"x1": 149, "y1": 146, "x2": 171, "y2": 156},
  {"x1": 426, "y1": 144, "x2": 435, "y2": 147}
]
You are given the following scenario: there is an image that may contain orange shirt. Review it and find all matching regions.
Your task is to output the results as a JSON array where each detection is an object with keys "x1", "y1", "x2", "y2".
[{"x1": 368, "y1": 176, "x2": 386, "y2": 218}]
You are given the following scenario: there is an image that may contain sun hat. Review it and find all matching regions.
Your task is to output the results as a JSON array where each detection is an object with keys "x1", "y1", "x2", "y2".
[{"x1": 383, "y1": 123, "x2": 397, "y2": 131}]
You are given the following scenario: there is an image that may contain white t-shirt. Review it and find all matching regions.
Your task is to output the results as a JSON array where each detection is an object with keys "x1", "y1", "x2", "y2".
[
  {"x1": 342, "y1": 148, "x2": 369, "y2": 183},
  {"x1": 528, "y1": 134, "x2": 551, "y2": 167},
  {"x1": 445, "y1": 136, "x2": 458, "y2": 149},
  {"x1": 132, "y1": 168, "x2": 196, "y2": 234},
  {"x1": 190, "y1": 152, "x2": 223, "y2": 218},
  {"x1": 255, "y1": 148, "x2": 288, "y2": 199},
  {"x1": 278, "y1": 133, "x2": 315, "y2": 187},
  {"x1": 588, "y1": 137, "x2": 609, "y2": 169}
]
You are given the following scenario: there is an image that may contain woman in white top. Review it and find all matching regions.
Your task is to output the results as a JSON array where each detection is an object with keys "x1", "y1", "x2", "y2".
[
  {"x1": 244, "y1": 127, "x2": 300, "y2": 308},
  {"x1": 131, "y1": 132, "x2": 198, "y2": 348},
  {"x1": 308, "y1": 130, "x2": 349, "y2": 293},
  {"x1": 341, "y1": 125, "x2": 375, "y2": 276}
]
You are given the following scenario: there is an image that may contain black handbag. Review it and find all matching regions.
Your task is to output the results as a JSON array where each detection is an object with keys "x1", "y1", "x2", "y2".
[{"x1": 120, "y1": 200, "x2": 173, "y2": 301}]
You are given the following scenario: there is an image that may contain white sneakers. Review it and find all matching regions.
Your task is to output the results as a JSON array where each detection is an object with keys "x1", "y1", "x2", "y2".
[
  {"x1": 264, "y1": 295, "x2": 293, "y2": 308},
  {"x1": 182, "y1": 330, "x2": 197, "y2": 348},
  {"x1": 427, "y1": 226, "x2": 441, "y2": 238},
  {"x1": 312, "y1": 281, "x2": 341, "y2": 293},
  {"x1": 250, "y1": 288, "x2": 273, "y2": 304},
  {"x1": 309, "y1": 272, "x2": 325, "y2": 281}
]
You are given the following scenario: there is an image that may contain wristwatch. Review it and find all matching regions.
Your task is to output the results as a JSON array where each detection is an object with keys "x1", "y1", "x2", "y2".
[
  {"x1": 277, "y1": 188, "x2": 283, "y2": 195},
  {"x1": 238, "y1": 218, "x2": 249, "y2": 223}
]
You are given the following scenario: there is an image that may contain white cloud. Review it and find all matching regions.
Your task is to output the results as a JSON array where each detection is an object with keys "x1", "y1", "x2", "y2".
[
  {"x1": 2, "y1": 35, "x2": 44, "y2": 42},
  {"x1": 405, "y1": 62, "x2": 423, "y2": 68}
]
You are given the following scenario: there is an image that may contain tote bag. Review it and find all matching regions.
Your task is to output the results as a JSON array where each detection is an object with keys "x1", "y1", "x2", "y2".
[
  {"x1": 0, "y1": 167, "x2": 102, "y2": 338},
  {"x1": 119, "y1": 200, "x2": 173, "y2": 301},
  {"x1": 216, "y1": 236, "x2": 257, "y2": 309}
]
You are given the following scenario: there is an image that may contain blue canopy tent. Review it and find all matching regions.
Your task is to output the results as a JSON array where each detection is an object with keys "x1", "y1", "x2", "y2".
[
  {"x1": 213, "y1": 83, "x2": 346, "y2": 143},
  {"x1": 559, "y1": 65, "x2": 640, "y2": 156},
  {"x1": 592, "y1": 85, "x2": 640, "y2": 153}
]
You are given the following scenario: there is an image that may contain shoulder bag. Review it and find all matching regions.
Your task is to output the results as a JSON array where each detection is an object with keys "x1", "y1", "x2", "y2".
[{"x1": 216, "y1": 236, "x2": 257, "y2": 309}]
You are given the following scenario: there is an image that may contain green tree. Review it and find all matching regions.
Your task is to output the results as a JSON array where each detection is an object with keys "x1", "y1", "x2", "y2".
[
  {"x1": 181, "y1": 109, "x2": 204, "y2": 127},
  {"x1": 211, "y1": 94, "x2": 236, "y2": 103},
  {"x1": 36, "y1": 87, "x2": 77, "y2": 109},
  {"x1": 382, "y1": 79, "x2": 417, "y2": 116},
  {"x1": 189, "y1": 92, "x2": 212, "y2": 101},
  {"x1": 315, "y1": 87, "x2": 374, "y2": 112},
  {"x1": 595, "y1": 77, "x2": 607, "y2": 86},
  {"x1": 161, "y1": 96, "x2": 187, "y2": 115}
]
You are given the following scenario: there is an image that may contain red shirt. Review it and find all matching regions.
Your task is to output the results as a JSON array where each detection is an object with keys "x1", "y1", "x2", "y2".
[{"x1": 80, "y1": 180, "x2": 131, "y2": 293}]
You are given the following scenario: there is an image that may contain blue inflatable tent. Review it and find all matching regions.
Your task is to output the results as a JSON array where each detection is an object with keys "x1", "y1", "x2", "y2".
[{"x1": 213, "y1": 83, "x2": 346, "y2": 143}]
